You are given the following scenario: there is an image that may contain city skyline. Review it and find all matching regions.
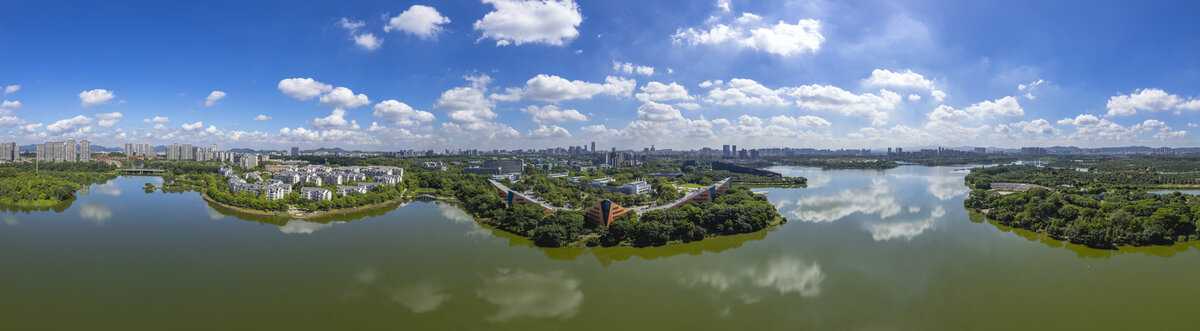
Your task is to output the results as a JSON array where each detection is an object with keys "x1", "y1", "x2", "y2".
[{"x1": 2, "y1": 0, "x2": 1200, "y2": 150}]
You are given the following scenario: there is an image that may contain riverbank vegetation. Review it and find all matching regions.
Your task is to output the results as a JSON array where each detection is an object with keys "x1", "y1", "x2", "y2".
[
  {"x1": 964, "y1": 162, "x2": 1200, "y2": 248},
  {"x1": 0, "y1": 162, "x2": 116, "y2": 207}
]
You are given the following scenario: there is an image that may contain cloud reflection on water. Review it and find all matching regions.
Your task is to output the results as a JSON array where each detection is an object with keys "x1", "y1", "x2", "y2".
[
  {"x1": 78, "y1": 202, "x2": 113, "y2": 223},
  {"x1": 390, "y1": 281, "x2": 452, "y2": 313},
  {"x1": 93, "y1": 181, "x2": 122, "y2": 196},
  {"x1": 476, "y1": 269, "x2": 583, "y2": 323},
  {"x1": 680, "y1": 256, "x2": 824, "y2": 316},
  {"x1": 438, "y1": 203, "x2": 491, "y2": 238},
  {"x1": 784, "y1": 178, "x2": 900, "y2": 223},
  {"x1": 927, "y1": 174, "x2": 969, "y2": 201}
]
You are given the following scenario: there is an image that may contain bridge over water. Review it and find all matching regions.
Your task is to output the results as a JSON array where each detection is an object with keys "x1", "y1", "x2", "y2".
[{"x1": 119, "y1": 168, "x2": 165, "y2": 175}]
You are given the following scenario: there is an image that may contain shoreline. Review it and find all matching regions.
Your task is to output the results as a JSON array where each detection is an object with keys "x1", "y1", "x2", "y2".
[{"x1": 200, "y1": 190, "x2": 414, "y2": 219}]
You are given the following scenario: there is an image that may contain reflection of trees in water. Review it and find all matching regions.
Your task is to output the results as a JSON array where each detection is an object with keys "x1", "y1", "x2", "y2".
[
  {"x1": 204, "y1": 199, "x2": 409, "y2": 227},
  {"x1": 971, "y1": 210, "x2": 1200, "y2": 259},
  {"x1": 0, "y1": 198, "x2": 74, "y2": 213}
]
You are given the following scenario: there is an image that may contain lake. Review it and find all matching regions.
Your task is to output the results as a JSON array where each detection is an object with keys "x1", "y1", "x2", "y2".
[{"x1": 3, "y1": 166, "x2": 1200, "y2": 330}]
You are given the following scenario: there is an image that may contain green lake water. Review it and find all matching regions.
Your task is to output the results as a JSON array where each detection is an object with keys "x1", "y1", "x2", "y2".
[{"x1": 3, "y1": 166, "x2": 1200, "y2": 330}]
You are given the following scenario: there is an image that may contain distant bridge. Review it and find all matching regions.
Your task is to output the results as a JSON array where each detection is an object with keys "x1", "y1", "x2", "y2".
[{"x1": 119, "y1": 168, "x2": 165, "y2": 175}]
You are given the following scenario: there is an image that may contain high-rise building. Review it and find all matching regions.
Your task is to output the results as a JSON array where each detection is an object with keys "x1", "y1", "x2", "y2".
[
  {"x1": 79, "y1": 140, "x2": 90, "y2": 162},
  {"x1": 731, "y1": 145, "x2": 737, "y2": 157},
  {"x1": 125, "y1": 143, "x2": 134, "y2": 156},
  {"x1": 0, "y1": 142, "x2": 17, "y2": 161},
  {"x1": 290, "y1": 146, "x2": 300, "y2": 156},
  {"x1": 723, "y1": 145, "x2": 730, "y2": 156},
  {"x1": 591, "y1": 141, "x2": 596, "y2": 153}
]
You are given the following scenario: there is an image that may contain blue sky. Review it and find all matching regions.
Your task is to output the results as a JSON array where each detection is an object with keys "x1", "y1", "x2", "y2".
[{"x1": 2, "y1": 0, "x2": 1199, "y2": 150}]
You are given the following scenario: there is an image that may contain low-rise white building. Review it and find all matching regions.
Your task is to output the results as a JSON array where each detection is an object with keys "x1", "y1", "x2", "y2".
[{"x1": 300, "y1": 187, "x2": 332, "y2": 201}]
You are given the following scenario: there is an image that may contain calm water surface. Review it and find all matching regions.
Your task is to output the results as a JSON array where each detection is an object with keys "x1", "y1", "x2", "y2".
[{"x1": 3, "y1": 166, "x2": 1200, "y2": 330}]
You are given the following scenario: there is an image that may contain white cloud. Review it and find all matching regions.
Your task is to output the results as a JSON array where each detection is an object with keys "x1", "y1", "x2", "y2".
[
  {"x1": 96, "y1": 112, "x2": 123, "y2": 128},
  {"x1": 675, "y1": 102, "x2": 701, "y2": 110},
  {"x1": 673, "y1": 15, "x2": 824, "y2": 56},
  {"x1": 338, "y1": 17, "x2": 365, "y2": 31},
  {"x1": 278, "y1": 78, "x2": 333, "y2": 100},
  {"x1": 3, "y1": 85, "x2": 18, "y2": 94},
  {"x1": 436, "y1": 75, "x2": 497, "y2": 124},
  {"x1": 787, "y1": 85, "x2": 901, "y2": 126},
  {"x1": 374, "y1": 100, "x2": 435, "y2": 126},
  {"x1": 312, "y1": 108, "x2": 360, "y2": 130},
  {"x1": 46, "y1": 115, "x2": 93, "y2": 134},
  {"x1": 863, "y1": 69, "x2": 936, "y2": 91},
  {"x1": 635, "y1": 81, "x2": 692, "y2": 102},
  {"x1": 908, "y1": 94, "x2": 921, "y2": 102},
  {"x1": 386, "y1": 5, "x2": 451, "y2": 39},
  {"x1": 963, "y1": 96, "x2": 1023, "y2": 117},
  {"x1": 637, "y1": 102, "x2": 685, "y2": 122},
  {"x1": 474, "y1": 0, "x2": 583, "y2": 46},
  {"x1": 769, "y1": 115, "x2": 830, "y2": 128},
  {"x1": 181, "y1": 121, "x2": 203, "y2": 131},
  {"x1": 613, "y1": 61, "x2": 654, "y2": 76},
  {"x1": 928, "y1": 105, "x2": 969, "y2": 122},
  {"x1": 143, "y1": 116, "x2": 169, "y2": 123},
  {"x1": 1009, "y1": 119, "x2": 1058, "y2": 135},
  {"x1": 1177, "y1": 99, "x2": 1200, "y2": 111},
  {"x1": 930, "y1": 89, "x2": 947, "y2": 102},
  {"x1": 253, "y1": 114, "x2": 271, "y2": 121},
  {"x1": 319, "y1": 87, "x2": 371, "y2": 108},
  {"x1": 528, "y1": 124, "x2": 571, "y2": 138},
  {"x1": 204, "y1": 91, "x2": 226, "y2": 107},
  {"x1": 1056, "y1": 114, "x2": 1185, "y2": 142},
  {"x1": 702, "y1": 78, "x2": 787, "y2": 106},
  {"x1": 79, "y1": 89, "x2": 115, "y2": 107},
  {"x1": 1, "y1": 100, "x2": 20, "y2": 111},
  {"x1": 493, "y1": 74, "x2": 635, "y2": 102},
  {"x1": 581, "y1": 124, "x2": 620, "y2": 135},
  {"x1": 717, "y1": 0, "x2": 731, "y2": 12},
  {"x1": 521, "y1": 105, "x2": 587, "y2": 123},
  {"x1": 354, "y1": 33, "x2": 383, "y2": 51},
  {"x1": 1106, "y1": 88, "x2": 1180, "y2": 116},
  {"x1": 0, "y1": 115, "x2": 25, "y2": 127}
]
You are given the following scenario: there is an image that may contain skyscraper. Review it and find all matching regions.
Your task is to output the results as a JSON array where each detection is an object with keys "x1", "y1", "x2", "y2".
[
  {"x1": 591, "y1": 141, "x2": 595, "y2": 153},
  {"x1": 79, "y1": 140, "x2": 90, "y2": 162},
  {"x1": 723, "y1": 145, "x2": 730, "y2": 156},
  {"x1": 0, "y1": 142, "x2": 17, "y2": 161},
  {"x1": 291, "y1": 146, "x2": 300, "y2": 156}
]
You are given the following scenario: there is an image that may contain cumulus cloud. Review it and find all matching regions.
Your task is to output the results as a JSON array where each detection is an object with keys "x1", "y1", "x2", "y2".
[
  {"x1": 635, "y1": 81, "x2": 692, "y2": 102},
  {"x1": 1057, "y1": 114, "x2": 1185, "y2": 141},
  {"x1": 637, "y1": 102, "x2": 685, "y2": 122},
  {"x1": 613, "y1": 61, "x2": 654, "y2": 76},
  {"x1": 787, "y1": 85, "x2": 902, "y2": 126},
  {"x1": 278, "y1": 78, "x2": 333, "y2": 100},
  {"x1": 319, "y1": 87, "x2": 370, "y2": 108},
  {"x1": 354, "y1": 33, "x2": 383, "y2": 51},
  {"x1": 312, "y1": 108, "x2": 360, "y2": 130},
  {"x1": 3, "y1": 85, "x2": 18, "y2": 94},
  {"x1": 181, "y1": 121, "x2": 203, "y2": 131},
  {"x1": 46, "y1": 115, "x2": 94, "y2": 134},
  {"x1": 673, "y1": 13, "x2": 824, "y2": 56},
  {"x1": 492, "y1": 74, "x2": 635, "y2": 102},
  {"x1": 702, "y1": 78, "x2": 787, "y2": 106},
  {"x1": 338, "y1": 17, "x2": 365, "y2": 30},
  {"x1": 527, "y1": 124, "x2": 571, "y2": 138},
  {"x1": 79, "y1": 89, "x2": 115, "y2": 107},
  {"x1": 580, "y1": 124, "x2": 620, "y2": 135},
  {"x1": 0, "y1": 100, "x2": 20, "y2": 112},
  {"x1": 474, "y1": 0, "x2": 583, "y2": 46},
  {"x1": 929, "y1": 96, "x2": 1023, "y2": 125},
  {"x1": 770, "y1": 115, "x2": 830, "y2": 128},
  {"x1": 521, "y1": 105, "x2": 587, "y2": 123},
  {"x1": 0, "y1": 115, "x2": 25, "y2": 127},
  {"x1": 436, "y1": 75, "x2": 497, "y2": 125},
  {"x1": 863, "y1": 68, "x2": 944, "y2": 100},
  {"x1": 374, "y1": 100, "x2": 435, "y2": 126},
  {"x1": 95, "y1": 112, "x2": 123, "y2": 128},
  {"x1": 1106, "y1": 88, "x2": 1181, "y2": 116},
  {"x1": 1009, "y1": 119, "x2": 1058, "y2": 135},
  {"x1": 253, "y1": 114, "x2": 271, "y2": 121},
  {"x1": 204, "y1": 91, "x2": 226, "y2": 106},
  {"x1": 386, "y1": 5, "x2": 451, "y2": 39},
  {"x1": 143, "y1": 116, "x2": 169, "y2": 123}
]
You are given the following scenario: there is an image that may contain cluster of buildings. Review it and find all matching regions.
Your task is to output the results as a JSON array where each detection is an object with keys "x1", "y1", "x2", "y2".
[
  {"x1": 123, "y1": 143, "x2": 155, "y2": 157},
  {"x1": 565, "y1": 176, "x2": 653, "y2": 195},
  {"x1": 1, "y1": 142, "x2": 17, "y2": 162},
  {"x1": 225, "y1": 164, "x2": 404, "y2": 201},
  {"x1": 463, "y1": 159, "x2": 525, "y2": 176},
  {"x1": 163, "y1": 143, "x2": 266, "y2": 168},
  {"x1": 35, "y1": 140, "x2": 91, "y2": 163}
]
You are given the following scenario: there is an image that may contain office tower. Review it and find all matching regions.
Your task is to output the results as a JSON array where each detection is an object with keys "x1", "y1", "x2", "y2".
[
  {"x1": 723, "y1": 145, "x2": 730, "y2": 156},
  {"x1": 591, "y1": 141, "x2": 595, "y2": 153}
]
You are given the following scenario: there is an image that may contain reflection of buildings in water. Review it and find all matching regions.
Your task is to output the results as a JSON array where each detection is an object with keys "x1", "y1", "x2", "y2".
[
  {"x1": 93, "y1": 181, "x2": 122, "y2": 196},
  {"x1": 679, "y1": 256, "x2": 823, "y2": 316},
  {"x1": 78, "y1": 202, "x2": 113, "y2": 223},
  {"x1": 278, "y1": 220, "x2": 334, "y2": 234},
  {"x1": 476, "y1": 269, "x2": 583, "y2": 323},
  {"x1": 927, "y1": 175, "x2": 969, "y2": 201},
  {"x1": 784, "y1": 178, "x2": 900, "y2": 223},
  {"x1": 389, "y1": 281, "x2": 452, "y2": 313}
]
